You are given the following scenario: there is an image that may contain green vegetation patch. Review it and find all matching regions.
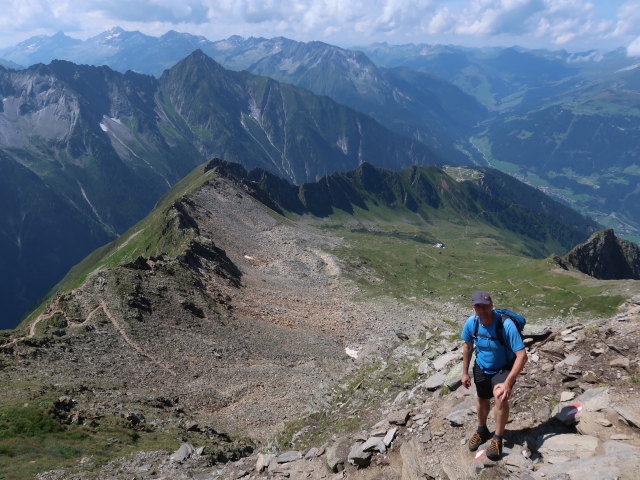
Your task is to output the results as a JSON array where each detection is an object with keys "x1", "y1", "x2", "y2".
[{"x1": 330, "y1": 219, "x2": 627, "y2": 321}]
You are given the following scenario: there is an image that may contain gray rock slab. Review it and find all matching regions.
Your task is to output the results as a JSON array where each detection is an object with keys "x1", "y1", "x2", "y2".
[
  {"x1": 169, "y1": 443, "x2": 195, "y2": 463},
  {"x1": 444, "y1": 363, "x2": 463, "y2": 390},
  {"x1": 304, "y1": 447, "x2": 324, "y2": 459},
  {"x1": 393, "y1": 390, "x2": 408, "y2": 405},
  {"x1": 421, "y1": 371, "x2": 445, "y2": 391},
  {"x1": 503, "y1": 445, "x2": 533, "y2": 471},
  {"x1": 383, "y1": 427, "x2": 398, "y2": 447},
  {"x1": 576, "y1": 412, "x2": 615, "y2": 437},
  {"x1": 556, "y1": 353, "x2": 582, "y2": 369},
  {"x1": 560, "y1": 391, "x2": 576, "y2": 402},
  {"x1": 255, "y1": 453, "x2": 275, "y2": 472},
  {"x1": 537, "y1": 434, "x2": 599, "y2": 460},
  {"x1": 432, "y1": 351, "x2": 459, "y2": 371},
  {"x1": 347, "y1": 443, "x2": 372, "y2": 467},
  {"x1": 532, "y1": 445, "x2": 640, "y2": 480},
  {"x1": 604, "y1": 440, "x2": 640, "y2": 455},
  {"x1": 361, "y1": 436, "x2": 386, "y2": 453},
  {"x1": 325, "y1": 444, "x2": 345, "y2": 473},
  {"x1": 276, "y1": 450, "x2": 302, "y2": 463},
  {"x1": 576, "y1": 387, "x2": 611, "y2": 411},
  {"x1": 609, "y1": 356, "x2": 630, "y2": 369},
  {"x1": 388, "y1": 409, "x2": 410, "y2": 426},
  {"x1": 417, "y1": 358, "x2": 432, "y2": 375},
  {"x1": 553, "y1": 387, "x2": 610, "y2": 425},
  {"x1": 445, "y1": 408, "x2": 471, "y2": 427},
  {"x1": 523, "y1": 325, "x2": 551, "y2": 339},
  {"x1": 615, "y1": 406, "x2": 640, "y2": 428}
]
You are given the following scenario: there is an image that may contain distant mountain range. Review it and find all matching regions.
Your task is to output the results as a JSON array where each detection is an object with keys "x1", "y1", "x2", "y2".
[
  {"x1": 3, "y1": 29, "x2": 640, "y2": 241},
  {"x1": 0, "y1": 51, "x2": 438, "y2": 329},
  {"x1": 0, "y1": 29, "x2": 487, "y2": 164}
]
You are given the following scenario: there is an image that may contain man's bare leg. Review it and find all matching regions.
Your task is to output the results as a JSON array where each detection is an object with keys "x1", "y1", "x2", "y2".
[
  {"x1": 477, "y1": 397, "x2": 491, "y2": 427},
  {"x1": 493, "y1": 385, "x2": 509, "y2": 436}
]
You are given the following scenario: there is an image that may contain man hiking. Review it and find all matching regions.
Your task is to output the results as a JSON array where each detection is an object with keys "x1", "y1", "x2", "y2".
[{"x1": 460, "y1": 290, "x2": 528, "y2": 460}]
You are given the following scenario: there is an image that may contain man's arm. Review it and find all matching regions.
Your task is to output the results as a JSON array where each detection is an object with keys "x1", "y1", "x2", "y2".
[{"x1": 461, "y1": 341, "x2": 473, "y2": 388}]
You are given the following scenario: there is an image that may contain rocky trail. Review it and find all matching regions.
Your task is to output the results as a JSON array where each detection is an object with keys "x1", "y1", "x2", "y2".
[{"x1": 35, "y1": 296, "x2": 640, "y2": 480}]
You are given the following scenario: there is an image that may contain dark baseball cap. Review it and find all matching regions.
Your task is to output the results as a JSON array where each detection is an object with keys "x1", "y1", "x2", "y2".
[{"x1": 471, "y1": 290, "x2": 492, "y2": 305}]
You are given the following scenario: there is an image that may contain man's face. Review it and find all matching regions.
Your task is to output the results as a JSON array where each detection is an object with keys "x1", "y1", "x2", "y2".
[{"x1": 473, "y1": 302, "x2": 493, "y2": 321}]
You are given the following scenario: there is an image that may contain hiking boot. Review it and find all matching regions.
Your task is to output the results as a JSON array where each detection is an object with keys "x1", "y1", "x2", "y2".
[
  {"x1": 486, "y1": 437, "x2": 503, "y2": 460},
  {"x1": 468, "y1": 430, "x2": 491, "y2": 451}
]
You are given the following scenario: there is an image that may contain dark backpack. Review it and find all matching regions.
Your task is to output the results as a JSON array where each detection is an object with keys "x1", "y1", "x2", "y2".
[{"x1": 472, "y1": 308, "x2": 526, "y2": 352}]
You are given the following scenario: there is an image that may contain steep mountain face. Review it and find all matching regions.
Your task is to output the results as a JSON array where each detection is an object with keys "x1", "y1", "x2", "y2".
[
  {"x1": 0, "y1": 60, "x2": 200, "y2": 329},
  {"x1": 0, "y1": 152, "x2": 112, "y2": 327},
  {"x1": 234, "y1": 39, "x2": 486, "y2": 163},
  {"x1": 0, "y1": 52, "x2": 439, "y2": 329},
  {"x1": 562, "y1": 228, "x2": 640, "y2": 280},
  {"x1": 0, "y1": 30, "x2": 487, "y2": 164},
  {"x1": 159, "y1": 50, "x2": 439, "y2": 182}
]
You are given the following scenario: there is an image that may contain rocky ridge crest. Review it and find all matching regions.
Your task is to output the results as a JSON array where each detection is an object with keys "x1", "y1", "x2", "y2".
[{"x1": 561, "y1": 228, "x2": 640, "y2": 280}]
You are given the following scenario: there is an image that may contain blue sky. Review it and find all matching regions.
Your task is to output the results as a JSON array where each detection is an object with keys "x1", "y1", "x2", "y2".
[{"x1": 1, "y1": 0, "x2": 639, "y2": 54}]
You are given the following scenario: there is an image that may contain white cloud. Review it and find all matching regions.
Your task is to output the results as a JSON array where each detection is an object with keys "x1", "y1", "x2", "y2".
[
  {"x1": 628, "y1": 36, "x2": 640, "y2": 56},
  {"x1": 0, "y1": 0, "x2": 636, "y2": 51},
  {"x1": 610, "y1": 1, "x2": 640, "y2": 36}
]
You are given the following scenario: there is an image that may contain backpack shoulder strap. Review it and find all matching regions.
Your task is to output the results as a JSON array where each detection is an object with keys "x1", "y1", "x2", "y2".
[
  {"x1": 473, "y1": 315, "x2": 479, "y2": 341},
  {"x1": 495, "y1": 314, "x2": 506, "y2": 347}
]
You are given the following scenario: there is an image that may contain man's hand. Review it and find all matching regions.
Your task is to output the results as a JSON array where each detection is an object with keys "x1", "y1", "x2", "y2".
[
  {"x1": 494, "y1": 382, "x2": 512, "y2": 402},
  {"x1": 462, "y1": 372, "x2": 471, "y2": 389}
]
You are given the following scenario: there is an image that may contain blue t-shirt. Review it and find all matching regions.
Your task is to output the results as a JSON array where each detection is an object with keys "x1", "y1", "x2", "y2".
[{"x1": 461, "y1": 310, "x2": 525, "y2": 374}]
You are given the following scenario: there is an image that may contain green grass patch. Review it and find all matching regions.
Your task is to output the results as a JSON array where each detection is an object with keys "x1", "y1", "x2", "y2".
[
  {"x1": 330, "y1": 218, "x2": 628, "y2": 321},
  {"x1": 0, "y1": 398, "x2": 186, "y2": 480}
]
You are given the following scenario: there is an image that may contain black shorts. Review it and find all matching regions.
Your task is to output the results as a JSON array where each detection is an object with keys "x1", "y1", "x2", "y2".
[{"x1": 473, "y1": 363, "x2": 513, "y2": 399}]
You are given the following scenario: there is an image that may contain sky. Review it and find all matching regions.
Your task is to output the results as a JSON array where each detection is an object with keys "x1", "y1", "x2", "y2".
[{"x1": 1, "y1": 0, "x2": 640, "y2": 55}]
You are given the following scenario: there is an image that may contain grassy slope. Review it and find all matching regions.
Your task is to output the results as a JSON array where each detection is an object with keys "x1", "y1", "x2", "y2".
[{"x1": 321, "y1": 200, "x2": 628, "y2": 322}]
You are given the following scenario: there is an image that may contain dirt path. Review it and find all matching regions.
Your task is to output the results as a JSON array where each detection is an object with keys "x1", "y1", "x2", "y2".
[
  {"x1": 99, "y1": 300, "x2": 177, "y2": 377},
  {"x1": 0, "y1": 307, "x2": 64, "y2": 349}
]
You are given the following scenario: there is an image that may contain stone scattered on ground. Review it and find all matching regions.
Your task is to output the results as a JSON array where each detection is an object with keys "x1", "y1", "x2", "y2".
[{"x1": 50, "y1": 298, "x2": 638, "y2": 480}]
